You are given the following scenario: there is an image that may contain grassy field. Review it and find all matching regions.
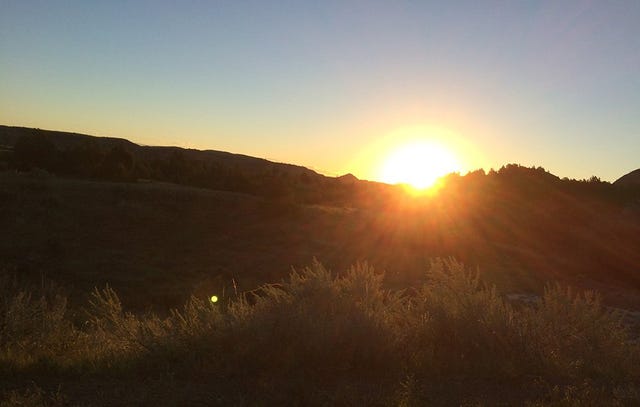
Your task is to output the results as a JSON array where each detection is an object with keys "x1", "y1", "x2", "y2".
[{"x1": 2, "y1": 170, "x2": 640, "y2": 310}]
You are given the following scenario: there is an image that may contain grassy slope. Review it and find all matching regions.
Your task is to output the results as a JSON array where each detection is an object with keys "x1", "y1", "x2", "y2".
[{"x1": 2, "y1": 171, "x2": 640, "y2": 311}]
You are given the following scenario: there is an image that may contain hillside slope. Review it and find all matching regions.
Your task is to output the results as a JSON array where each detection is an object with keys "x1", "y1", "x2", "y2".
[
  {"x1": 2, "y1": 169, "x2": 639, "y2": 310},
  {"x1": 2, "y1": 125, "x2": 640, "y2": 309},
  {"x1": 614, "y1": 168, "x2": 640, "y2": 187},
  {"x1": 0, "y1": 124, "x2": 373, "y2": 206}
]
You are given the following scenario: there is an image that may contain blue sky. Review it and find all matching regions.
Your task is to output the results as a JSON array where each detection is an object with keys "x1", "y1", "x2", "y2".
[{"x1": 1, "y1": 1, "x2": 639, "y2": 181}]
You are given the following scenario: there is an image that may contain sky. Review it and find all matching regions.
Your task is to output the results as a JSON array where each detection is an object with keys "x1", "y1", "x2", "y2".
[{"x1": 1, "y1": 1, "x2": 639, "y2": 182}]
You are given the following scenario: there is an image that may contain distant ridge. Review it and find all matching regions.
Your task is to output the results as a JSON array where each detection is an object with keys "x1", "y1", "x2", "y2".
[
  {"x1": 0, "y1": 124, "x2": 389, "y2": 207},
  {"x1": 0, "y1": 125, "x2": 136, "y2": 150},
  {"x1": 614, "y1": 168, "x2": 640, "y2": 187},
  {"x1": 0, "y1": 124, "x2": 324, "y2": 179}
]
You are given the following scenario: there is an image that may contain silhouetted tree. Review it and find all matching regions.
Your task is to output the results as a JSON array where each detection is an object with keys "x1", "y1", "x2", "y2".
[
  {"x1": 96, "y1": 145, "x2": 135, "y2": 181},
  {"x1": 223, "y1": 167, "x2": 254, "y2": 194},
  {"x1": 13, "y1": 132, "x2": 59, "y2": 171},
  {"x1": 60, "y1": 140, "x2": 104, "y2": 177}
]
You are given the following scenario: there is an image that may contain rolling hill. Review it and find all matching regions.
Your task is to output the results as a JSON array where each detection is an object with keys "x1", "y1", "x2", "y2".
[{"x1": 1, "y1": 125, "x2": 640, "y2": 312}]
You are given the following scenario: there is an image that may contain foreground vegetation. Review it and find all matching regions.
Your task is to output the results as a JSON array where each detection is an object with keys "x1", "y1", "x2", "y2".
[{"x1": 2, "y1": 260, "x2": 638, "y2": 406}]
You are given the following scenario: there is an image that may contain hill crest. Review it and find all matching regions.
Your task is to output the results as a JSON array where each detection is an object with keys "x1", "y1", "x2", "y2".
[{"x1": 614, "y1": 168, "x2": 640, "y2": 187}]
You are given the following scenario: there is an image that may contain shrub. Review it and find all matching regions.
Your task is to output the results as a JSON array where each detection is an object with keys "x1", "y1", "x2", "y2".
[
  {"x1": 224, "y1": 261, "x2": 404, "y2": 380},
  {"x1": 13, "y1": 133, "x2": 58, "y2": 172},
  {"x1": 0, "y1": 385, "x2": 67, "y2": 407},
  {"x1": 1, "y1": 260, "x2": 638, "y2": 404},
  {"x1": 406, "y1": 259, "x2": 525, "y2": 377},
  {"x1": 0, "y1": 272, "x2": 72, "y2": 371},
  {"x1": 404, "y1": 259, "x2": 639, "y2": 384},
  {"x1": 522, "y1": 284, "x2": 638, "y2": 381}
]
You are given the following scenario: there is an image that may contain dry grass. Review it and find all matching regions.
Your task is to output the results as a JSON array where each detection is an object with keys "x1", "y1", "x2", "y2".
[{"x1": 2, "y1": 260, "x2": 638, "y2": 405}]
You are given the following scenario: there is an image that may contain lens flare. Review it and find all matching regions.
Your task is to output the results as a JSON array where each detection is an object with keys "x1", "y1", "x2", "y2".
[{"x1": 210, "y1": 295, "x2": 219, "y2": 303}]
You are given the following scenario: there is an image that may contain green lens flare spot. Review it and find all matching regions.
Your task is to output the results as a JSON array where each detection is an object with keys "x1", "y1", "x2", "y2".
[{"x1": 210, "y1": 295, "x2": 219, "y2": 303}]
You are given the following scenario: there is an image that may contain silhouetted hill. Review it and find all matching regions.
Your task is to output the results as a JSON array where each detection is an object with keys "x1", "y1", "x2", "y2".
[
  {"x1": 2, "y1": 125, "x2": 640, "y2": 311},
  {"x1": 0, "y1": 125, "x2": 382, "y2": 206},
  {"x1": 614, "y1": 168, "x2": 640, "y2": 187},
  {"x1": 0, "y1": 124, "x2": 136, "y2": 151},
  {"x1": 0, "y1": 124, "x2": 321, "y2": 179}
]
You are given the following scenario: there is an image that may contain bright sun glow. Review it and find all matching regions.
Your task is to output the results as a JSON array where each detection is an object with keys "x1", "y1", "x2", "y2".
[{"x1": 379, "y1": 140, "x2": 461, "y2": 191}]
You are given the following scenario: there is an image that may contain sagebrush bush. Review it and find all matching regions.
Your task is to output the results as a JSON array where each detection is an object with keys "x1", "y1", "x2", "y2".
[
  {"x1": 1, "y1": 260, "x2": 638, "y2": 405},
  {"x1": 0, "y1": 273, "x2": 73, "y2": 371},
  {"x1": 223, "y1": 261, "x2": 405, "y2": 379},
  {"x1": 406, "y1": 259, "x2": 526, "y2": 377},
  {"x1": 404, "y1": 260, "x2": 640, "y2": 383},
  {"x1": 522, "y1": 284, "x2": 637, "y2": 381}
]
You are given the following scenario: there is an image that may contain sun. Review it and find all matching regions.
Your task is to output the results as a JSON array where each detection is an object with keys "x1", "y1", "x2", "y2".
[{"x1": 379, "y1": 140, "x2": 461, "y2": 191}]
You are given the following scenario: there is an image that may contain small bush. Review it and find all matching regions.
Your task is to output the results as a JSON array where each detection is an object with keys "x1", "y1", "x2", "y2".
[
  {"x1": 0, "y1": 273, "x2": 72, "y2": 371},
  {"x1": 523, "y1": 284, "x2": 637, "y2": 381},
  {"x1": 406, "y1": 259, "x2": 525, "y2": 377},
  {"x1": 224, "y1": 261, "x2": 404, "y2": 379},
  {"x1": 0, "y1": 385, "x2": 67, "y2": 407}
]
